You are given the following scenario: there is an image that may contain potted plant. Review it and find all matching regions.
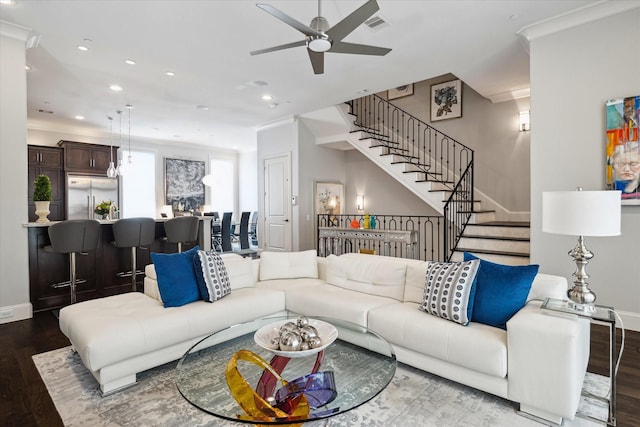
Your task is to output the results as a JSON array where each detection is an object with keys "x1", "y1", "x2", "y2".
[
  {"x1": 94, "y1": 200, "x2": 116, "y2": 220},
  {"x1": 33, "y1": 174, "x2": 52, "y2": 223}
]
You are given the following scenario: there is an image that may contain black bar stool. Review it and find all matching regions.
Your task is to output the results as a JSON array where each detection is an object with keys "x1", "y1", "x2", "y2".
[
  {"x1": 164, "y1": 216, "x2": 199, "y2": 252},
  {"x1": 44, "y1": 219, "x2": 100, "y2": 304},
  {"x1": 112, "y1": 217, "x2": 156, "y2": 292}
]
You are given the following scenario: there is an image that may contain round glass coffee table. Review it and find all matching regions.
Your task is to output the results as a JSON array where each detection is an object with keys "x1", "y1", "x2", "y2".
[{"x1": 176, "y1": 316, "x2": 396, "y2": 425}]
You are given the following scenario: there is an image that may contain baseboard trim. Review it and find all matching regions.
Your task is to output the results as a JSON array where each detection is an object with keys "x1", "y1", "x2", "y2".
[
  {"x1": 616, "y1": 310, "x2": 640, "y2": 333},
  {"x1": 0, "y1": 302, "x2": 33, "y2": 324}
]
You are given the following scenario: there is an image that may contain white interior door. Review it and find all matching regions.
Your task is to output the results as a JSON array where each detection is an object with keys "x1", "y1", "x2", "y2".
[{"x1": 264, "y1": 154, "x2": 292, "y2": 251}]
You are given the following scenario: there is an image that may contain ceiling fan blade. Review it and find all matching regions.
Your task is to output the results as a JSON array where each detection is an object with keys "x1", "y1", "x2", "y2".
[
  {"x1": 256, "y1": 3, "x2": 321, "y2": 37},
  {"x1": 326, "y1": 0, "x2": 380, "y2": 42},
  {"x1": 329, "y1": 41, "x2": 391, "y2": 56},
  {"x1": 250, "y1": 40, "x2": 306, "y2": 56},
  {"x1": 307, "y1": 49, "x2": 324, "y2": 74}
]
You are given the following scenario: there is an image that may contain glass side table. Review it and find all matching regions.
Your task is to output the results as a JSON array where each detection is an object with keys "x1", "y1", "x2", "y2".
[{"x1": 541, "y1": 298, "x2": 617, "y2": 426}]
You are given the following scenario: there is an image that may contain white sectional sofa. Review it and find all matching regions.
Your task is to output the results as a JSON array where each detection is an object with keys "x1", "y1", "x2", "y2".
[{"x1": 59, "y1": 250, "x2": 590, "y2": 425}]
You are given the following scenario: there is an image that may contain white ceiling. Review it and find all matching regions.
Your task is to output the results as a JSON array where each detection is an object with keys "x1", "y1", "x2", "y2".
[{"x1": 1, "y1": 0, "x2": 604, "y2": 151}]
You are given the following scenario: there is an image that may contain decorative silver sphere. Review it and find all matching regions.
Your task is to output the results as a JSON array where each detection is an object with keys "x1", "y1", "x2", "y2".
[
  {"x1": 279, "y1": 322, "x2": 298, "y2": 337},
  {"x1": 279, "y1": 331, "x2": 302, "y2": 351},
  {"x1": 307, "y1": 336, "x2": 322, "y2": 349},
  {"x1": 296, "y1": 316, "x2": 309, "y2": 328},
  {"x1": 270, "y1": 336, "x2": 281, "y2": 350},
  {"x1": 299, "y1": 325, "x2": 319, "y2": 341}
]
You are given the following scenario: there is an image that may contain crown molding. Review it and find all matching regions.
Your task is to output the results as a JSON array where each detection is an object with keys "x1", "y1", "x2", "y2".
[
  {"x1": 487, "y1": 88, "x2": 531, "y2": 104},
  {"x1": 0, "y1": 19, "x2": 31, "y2": 41},
  {"x1": 517, "y1": 1, "x2": 640, "y2": 47}
]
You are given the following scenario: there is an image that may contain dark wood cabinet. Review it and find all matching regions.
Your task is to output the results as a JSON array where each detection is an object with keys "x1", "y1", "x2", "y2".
[
  {"x1": 58, "y1": 140, "x2": 117, "y2": 173},
  {"x1": 27, "y1": 146, "x2": 64, "y2": 222}
]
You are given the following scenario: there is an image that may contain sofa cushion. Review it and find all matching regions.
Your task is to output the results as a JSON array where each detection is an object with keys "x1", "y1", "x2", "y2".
[
  {"x1": 285, "y1": 283, "x2": 397, "y2": 327},
  {"x1": 259, "y1": 250, "x2": 318, "y2": 281},
  {"x1": 219, "y1": 253, "x2": 257, "y2": 290},
  {"x1": 464, "y1": 253, "x2": 539, "y2": 329},
  {"x1": 193, "y1": 250, "x2": 231, "y2": 302},
  {"x1": 150, "y1": 246, "x2": 200, "y2": 307},
  {"x1": 404, "y1": 261, "x2": 429, "y2": 304},
  {"x1": 420, "y1": 259, "x2": 480, "y2": 326},
  {"x1": 325, "y1": 254, "x2": 407, "y2": 301},
  {"x1": 368, "y1": 302, "x2": 508, "y2": 378},
  {"x1": 59, "y1": 289, "x2": 286, "y2": 372}
]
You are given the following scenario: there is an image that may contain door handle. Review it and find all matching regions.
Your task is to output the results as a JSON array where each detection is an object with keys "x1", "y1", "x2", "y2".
[
  {"x1": 284, "y1": 219, "x2": 289, "y2": 222},
  {"x1": 87, "y1": 195, "x2": 90, "y2": 219}
]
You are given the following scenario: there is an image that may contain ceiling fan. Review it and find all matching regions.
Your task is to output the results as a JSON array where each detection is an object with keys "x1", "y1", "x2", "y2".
[{"x1": 250, "y1": 0, "x2": 391, "y2": 74}]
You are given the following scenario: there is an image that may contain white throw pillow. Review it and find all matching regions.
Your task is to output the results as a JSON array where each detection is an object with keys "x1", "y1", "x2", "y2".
[
  {"x1": 420, "y1": 259, "x2": 480, "y2": 326},
  {"x1": 259, "y1": 250, "x2": 318, "y2": 281}
]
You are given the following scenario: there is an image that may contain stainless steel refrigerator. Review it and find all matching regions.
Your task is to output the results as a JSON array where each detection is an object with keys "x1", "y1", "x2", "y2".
[{"x1": 67, "y1": 174, "x2": 119, "y2": 220}]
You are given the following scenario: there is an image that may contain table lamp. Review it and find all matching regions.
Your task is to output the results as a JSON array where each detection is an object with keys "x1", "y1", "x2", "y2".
[{"x1": 542, "y1": 188, "x2": 621, "y2": 312}]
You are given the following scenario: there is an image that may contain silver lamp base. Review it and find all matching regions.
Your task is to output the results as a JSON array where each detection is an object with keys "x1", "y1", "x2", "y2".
[{"x1": 567, "y1": 235, "x2": 596, "y2": 313}]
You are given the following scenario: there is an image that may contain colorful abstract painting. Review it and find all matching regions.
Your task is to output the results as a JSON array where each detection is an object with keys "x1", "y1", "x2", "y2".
[{"x1": 606, "y1": 95, "x2": 640, "y2": 204}]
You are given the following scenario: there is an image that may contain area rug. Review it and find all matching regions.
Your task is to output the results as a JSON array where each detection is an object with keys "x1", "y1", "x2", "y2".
[{"x1": 33, "y1": 347, "x2": 609, "y2": 426}]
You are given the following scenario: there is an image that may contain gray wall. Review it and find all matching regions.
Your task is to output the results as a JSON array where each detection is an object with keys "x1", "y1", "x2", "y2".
[
  {"x1": 530, "y1": 9, "x2": 640, "y2": 329},
  {"x1": 344, "y1": 150, "x2": 439, "y2": 217},
  {"x1": 382, "y1": 77, "x2": 531, "y2": 213},
  {"x1": 0, "y1": 23, "x2": 31, "y2": 323}
]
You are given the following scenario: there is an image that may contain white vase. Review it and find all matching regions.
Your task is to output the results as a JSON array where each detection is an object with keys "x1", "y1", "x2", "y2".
[{"x1": 35, "y1": 201, "x2": 51, "y2": 223}]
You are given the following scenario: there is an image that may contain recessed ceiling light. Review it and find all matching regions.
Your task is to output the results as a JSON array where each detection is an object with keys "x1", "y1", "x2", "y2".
[
  {"x1": 110, "y1": 84, "x2": 123, "y2": 92},
  {"x1": 509, "y1": 14, "x2": 520, "y2": 20},
  {"x1": 125, "y1": 104, "x2": 133, "y2": 109},
  {"x1": 124, "y1": 59, "x2": 136, "y2": 65},
  {"x1": 77, "y1": 45, "x2": 89, "y2": 51},
  {"x1": 0, "y1": 0, "x2": 17, "y2": 5},
  {"x1": 196, "y1": 105, "x2": 209, "y2": 111},
  {"x1": 261, "y1": 94, "x2": 273, "y2": 101},
  {"x1": 25, "y1": 65, "x2": 32, "y2": 71},
  {"x1": 165, "y1": 71, "x2": 175, "y2": 77},
  {"x1": 74, "y1": 115, "x2": 85, "y2": 120}
]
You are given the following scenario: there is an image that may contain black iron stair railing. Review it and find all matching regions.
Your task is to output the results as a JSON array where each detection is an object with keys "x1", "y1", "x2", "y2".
[{"x1": 347, "y1": 94, "x2": 475, "y2": 261}]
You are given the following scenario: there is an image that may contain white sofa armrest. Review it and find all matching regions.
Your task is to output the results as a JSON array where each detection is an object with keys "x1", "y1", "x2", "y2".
[{"x1": 507, "y1": 301, "x2": 590, "y2": 423}]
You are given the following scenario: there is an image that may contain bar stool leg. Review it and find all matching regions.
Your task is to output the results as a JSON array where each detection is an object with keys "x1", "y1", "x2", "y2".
[
  {"x1": 69, "y1": 252, "x2": 77, "y2": 304},
  {"x1": 177, "y1": 242, "x2": 182, "y2": 253},
  {"x1": 131, "y1": 246, "x2": 138, "y2": 292}
]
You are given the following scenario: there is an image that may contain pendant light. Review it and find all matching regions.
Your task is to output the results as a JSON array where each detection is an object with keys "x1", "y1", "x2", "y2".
[
  {"x1": 202, "y1": 134, "x2": 215, "y2": 187},
  {"x1": 126, "y1": 104, "x2": 133, "y2": 167},
  {"x1": 116, "y1": 110, "x2": 128, "y2": 176},
  {"x1": 106, "y1": 116, "x2": 117, "y2": 177}
]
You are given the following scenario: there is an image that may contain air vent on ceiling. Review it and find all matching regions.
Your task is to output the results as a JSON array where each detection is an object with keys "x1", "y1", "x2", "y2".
[
  {"x1": 37, "y1": 109, "x2": 54, "y2": 114},
  {"x1": 364, "y1": 15, "x2": 390, "y2": 30}
]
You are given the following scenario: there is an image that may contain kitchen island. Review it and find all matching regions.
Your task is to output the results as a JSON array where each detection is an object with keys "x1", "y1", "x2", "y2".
[{"x1": 23, "y1": 217, "x2": 214, "y2": 312}]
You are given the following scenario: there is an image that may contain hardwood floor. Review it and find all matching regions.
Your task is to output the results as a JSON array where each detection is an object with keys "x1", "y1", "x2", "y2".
[{"x1": 1, "y1": 312, "x2": 639, "y2": 426}]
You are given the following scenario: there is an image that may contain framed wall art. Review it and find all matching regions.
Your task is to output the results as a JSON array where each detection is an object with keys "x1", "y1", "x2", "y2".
[
  {"x1": 314, "y1": 181, "x2": 344, "y2": 219},
  {"x1": 164, "y1": 157, "x2": 206, "y2": 211},
  {"x1": 430, "y1": 79, "x2": 462, "y2": 121},
  {"x1": 606, "y1": 95, "x2": 640, "y2": 205},
  {"x1": 388, "y1": 84, "x2": 414, "y2": 100}
]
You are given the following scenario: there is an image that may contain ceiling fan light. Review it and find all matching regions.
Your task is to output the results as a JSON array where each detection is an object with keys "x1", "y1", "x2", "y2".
[{"x1": 309, "y1": 38, "x2": 331, "y2": 52}]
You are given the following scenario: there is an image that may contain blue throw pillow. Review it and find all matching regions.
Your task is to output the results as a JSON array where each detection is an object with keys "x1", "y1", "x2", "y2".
[
  {"x1": 150, "y1": 246, "x2": 201, "y2": 308},
  {"x1": 464, "y1": 252, "x2": 539, "y2": 329}
]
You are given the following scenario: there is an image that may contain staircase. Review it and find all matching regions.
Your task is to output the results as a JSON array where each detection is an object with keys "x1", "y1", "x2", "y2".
[
  {"x1": 334, "y1": 94, "x2": 530, "y2": 264},
  {"x1": 451, "y1": 221, "x2": 531, "y2": 265}
]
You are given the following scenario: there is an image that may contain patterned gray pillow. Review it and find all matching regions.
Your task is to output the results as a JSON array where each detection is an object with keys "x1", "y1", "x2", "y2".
[
  {"x1": 420, "y1": 259, "x2": 480, "y2": 325},
  {"x1": 193, "y1": 250, "x2": 231, "y2": 302}
]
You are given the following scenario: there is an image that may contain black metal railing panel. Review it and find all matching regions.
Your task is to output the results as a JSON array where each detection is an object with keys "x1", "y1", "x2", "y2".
[
  {"x1": 347, "y1": 94, "x2": 475, "y2": 260},
  {"x1": 317, "y1": 214, "x2": 445, "y2": 262}
]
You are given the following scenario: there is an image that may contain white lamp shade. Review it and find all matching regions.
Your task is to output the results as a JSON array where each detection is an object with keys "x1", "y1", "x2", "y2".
[{"x1": 542, "y1": 190, "x2": 621, "y2": 236}]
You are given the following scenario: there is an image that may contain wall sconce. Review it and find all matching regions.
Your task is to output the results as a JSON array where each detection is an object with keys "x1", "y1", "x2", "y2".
[
  {"x1": 356, "y1": 195, "x2": 364, "y2": 211},
  {"x1": 519, "y1": 111, "x2": 531, "y2": 132}
]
